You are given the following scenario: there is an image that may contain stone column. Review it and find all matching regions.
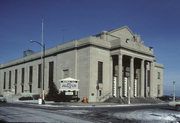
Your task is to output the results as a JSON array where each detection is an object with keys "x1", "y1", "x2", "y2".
[
  {"x1": 145, "y1": 62, "x2": 149, "y2": 97},
  {"x1": 118, "y1": 54, "x2": 123, "y2": 97},
  {"x1": 110, "y1": 56, "x2": 113, "y2": 97},
  {"x1": 130, "y1": 57, "x2": 134, "y2": 97},
  {"x1": 140, "y1": 59, "x2": 145, "y2": 97},
  {"x1": 150, "y1": 61, "x2": 155, "y2": 97}
]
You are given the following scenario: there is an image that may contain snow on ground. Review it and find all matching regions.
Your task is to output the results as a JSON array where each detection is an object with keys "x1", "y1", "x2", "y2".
[
  {"x1": 0, "y1": 106, "x2": 93, "y2": 123},
  {"x1": 63, "y1": 110, "x2": 91, "y2": 114},
  {"x1": 112, "y1": 109, "x2": 180, "y2": 122}
]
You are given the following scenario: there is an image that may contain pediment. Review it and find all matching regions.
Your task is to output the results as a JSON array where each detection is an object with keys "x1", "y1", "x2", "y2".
[{"x1": 109, "y1": 26, "x2": 135, "y2": 41}]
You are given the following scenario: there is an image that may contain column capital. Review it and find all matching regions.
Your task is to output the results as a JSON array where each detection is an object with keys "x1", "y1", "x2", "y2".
[
  {"x1": 130, "y1": 56, "x2": 135, "y2": 62},
  {"x1": 130, "y1": 56, "x2": 135, "y2": 59},
  {"x1": 118, "y1": 53, "x2": 123, "y2": 56},
  {"x1": 147, "y1": 60, "x2": 154, "y2": 63},
  {"x1": 118, "y1": 54, "x2": 123, "y2": 59},
  {"x1": 141, "y1": 59, "x2": 145, "y2": 65}
]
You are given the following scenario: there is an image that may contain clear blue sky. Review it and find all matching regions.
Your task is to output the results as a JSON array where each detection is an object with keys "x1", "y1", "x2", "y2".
[{"x1": 0, "y1": 0, "x2": 180, "y2": 96}]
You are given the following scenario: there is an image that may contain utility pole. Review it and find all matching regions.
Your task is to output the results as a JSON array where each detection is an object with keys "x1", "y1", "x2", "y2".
[{"x1": 173, "y1": 81, "x2": 176, "y2": 102}]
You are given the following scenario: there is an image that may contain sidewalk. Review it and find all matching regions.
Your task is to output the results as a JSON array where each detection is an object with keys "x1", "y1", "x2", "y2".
[{"x1": 12, "y1": 99, "x2": 168, "y2": 108}]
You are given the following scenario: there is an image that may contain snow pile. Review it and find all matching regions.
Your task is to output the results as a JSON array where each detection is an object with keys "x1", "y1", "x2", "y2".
[
  {"x1": 113, "y1": 109, "x2": 180, "y2": 122},
  {"x1": 0, "y1": 106, "x2": 93, "y2": 123},
  {"x1": 63, "y1": 110, "x2": 91, "y2": 114}
]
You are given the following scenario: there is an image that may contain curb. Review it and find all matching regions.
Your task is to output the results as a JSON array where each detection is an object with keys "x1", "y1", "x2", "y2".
[{"x1": 11, "y1": 101, "x2": 168, "y2": 108}]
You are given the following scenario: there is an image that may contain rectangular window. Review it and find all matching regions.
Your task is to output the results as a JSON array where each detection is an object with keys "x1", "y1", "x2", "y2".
[
  {"x1": 22, "y1": 68, "x2": 25, "y2": 84},
  {"x1": 38, "y1": 64, "x2": 42, "y2": 88},
  {"x1": 63, "y1": 69, "x2": 69, "y2": 78},
  {"x1": 29, "y1": 66, "x2": 33, "y2": 93},
  {"x1": 9, "y1": 71, "x2": 11, "y2": 89},
  {"x1": 157, "y1": 85, "x2": 160, "y2": 95},
  {"x1": 15, "y1": 69, "x2": 18, "y2": 94},
  {"x1": 21, "y1": 68, "x2": 25, "y2": 93},
  {"x1": 15, "y1": 69, "x2": 18, "y2": 84},
  {"x1": 49, "y1": 62, "x2": 54, "y2": 87},
  {"x1": 29, "y1": 66, "x2": 33, "y2": 83},
  {"x1": 157, "y1": 72, "x2": 161, "y2": 79},
  {"x1": 99, "y1": 90, "x2": 102, "y2": 96},
  {"x1": 29, "y1": 85, "x2": 32, "y2": 93},
  {"x1": 98, "y1": 61, "x2": 103, "y2": 83},
  {"x1": 147, "y1": 70, "x2": 150, "y2": 87},
  {"x1": 3, "y1": 72, "x2": 6, "y2": 89}
]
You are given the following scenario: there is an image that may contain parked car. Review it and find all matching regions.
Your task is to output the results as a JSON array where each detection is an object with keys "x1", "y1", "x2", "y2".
[
  {"x1": 168, "y1": 101, "x2": 180, "y2": 110},
  {"x1": 0, "y1": 95, "x2": 7, "y2": 103}
]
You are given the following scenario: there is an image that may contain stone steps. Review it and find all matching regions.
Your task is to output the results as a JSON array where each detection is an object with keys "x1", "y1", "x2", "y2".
[{"x1": 104, "y1": 97, "x2": 164, "y2": 104}]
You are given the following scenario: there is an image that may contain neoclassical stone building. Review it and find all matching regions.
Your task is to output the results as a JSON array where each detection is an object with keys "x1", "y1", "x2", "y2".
[{"x1": 0, "y1": 26, "x2": 164, "y2": 102}]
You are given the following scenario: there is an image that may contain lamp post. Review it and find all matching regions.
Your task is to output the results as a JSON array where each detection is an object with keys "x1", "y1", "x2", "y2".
[
  {"x1": 29, "y1": 40, "x2": 45, "y2": 104},
  {"x1": 173, "y1": 81, "x2": 176, "y2": 102}
]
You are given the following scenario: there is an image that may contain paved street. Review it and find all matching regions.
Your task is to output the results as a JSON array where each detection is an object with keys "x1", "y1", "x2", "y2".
[{"x1": 0, "y1": 103, "x2": 180, "y2": 123}]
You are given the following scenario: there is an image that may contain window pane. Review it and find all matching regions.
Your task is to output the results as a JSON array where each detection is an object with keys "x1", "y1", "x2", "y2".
[
  {"x1": 22, "y1": 68, "x2": 24, "y2": 84},
  {"x1": 158, "y1": 72, "x2": 160, "y2": 79},
  {"x1": 3, "y1": 72, "x2": 6, "y2": 89},
  {"x1": 21, "y1": 68, "x2": 25, "y2": 93},
  {"x1": 98, "y1": 61, "x2": 103, "y2": 83},
  {"x1": 38, "y1": 64, "x2": 42, "y2": 88},
  {"x1": 9, "y1": 71, "x2": 11, "y2": 89},
  {"x1": 49, "y1": 62, "x2": 54, "y2": 87},
  {"x1": 15, "y1": 69, "x2": 18, "y2": 84},
  {"x1": 29, "y1": 66, "x2": 33, "y2": 82}
]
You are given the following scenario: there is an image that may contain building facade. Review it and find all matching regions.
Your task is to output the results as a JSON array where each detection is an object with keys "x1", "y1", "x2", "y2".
[{"x1": 0, "y1": 26, "x2": 164, "y2": 102}]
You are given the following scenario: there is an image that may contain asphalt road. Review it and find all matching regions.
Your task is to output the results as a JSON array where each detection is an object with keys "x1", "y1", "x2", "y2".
[{"x1": 0, "y1": 103, "x2": 179, "y2": 123}]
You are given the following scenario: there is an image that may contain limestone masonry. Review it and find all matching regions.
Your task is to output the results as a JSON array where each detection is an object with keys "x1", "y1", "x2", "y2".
[{"x1": 0, "y1": 26, "x2": 164, "y2": 102}]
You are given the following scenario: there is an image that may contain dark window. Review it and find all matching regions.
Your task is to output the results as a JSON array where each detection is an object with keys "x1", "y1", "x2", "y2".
[
  {"x1": 21, "y1": 68, "x2": 25, "y2": 93},
  {"x1": 98, "y1": 61, "x2": 103, "y2": 83},
  {"x1": 29, "y1": 66, "x2": 33, "y2": 83},
  {"x1": 49, "y1": 62, "x2": 54, "y2": 87},
  {"x1": 15, "y1": 69, "x2": 18, "y2": 84},
  {"x1": 158, "y1": 85, "x2": 160, "y2": 95},
  {"x1": 15, "y1": 69, "x2": 18, "y2": 94},
  {"x1": 29, "y1": 66, "x2": 33, "y2": 93},
  {"x1": 29, "y1": 85, "x2": 32, "y2": 93},
  {"x1": 158, "y1": 73, "x2": 160, "y2": 79},
  {"x1": 99, "y1": 90, "x2": 102, "y2": 96},
  {"x1": 63, "y1": 69, "x2": 69, "y2": 78},
  {"x1": 147, "y1": 70, "x2": 150, "y2": 87},
  {"x1": 22, "y1": 85, "x2": 24, "y2": 93},
  {"x1": 22, "y1": 68, "x2": 25, "y2": 84},
  {"x1": 9, "y1": 71, "x2": 11, "y2": 89},
  {"x1": 38, "y1": 64, "x2": 42, "y2": 88},
  {"x1": 3, "y1": 72, "x2": 6, "y2": 89}
]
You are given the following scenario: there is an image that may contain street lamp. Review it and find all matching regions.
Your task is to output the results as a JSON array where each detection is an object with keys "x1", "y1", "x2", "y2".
[
  {"x1": 173, "y1": 81, "x2": 176, "y2": 102},
  {"x1": 29, "y1": 40, "x2": 45, "y2": 104}
]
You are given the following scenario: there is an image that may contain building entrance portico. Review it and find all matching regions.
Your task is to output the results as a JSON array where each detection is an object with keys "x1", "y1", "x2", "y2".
[{"x1": 112, "y1": 54, "x2": 152, "y2": 98}]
